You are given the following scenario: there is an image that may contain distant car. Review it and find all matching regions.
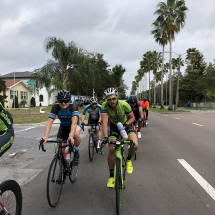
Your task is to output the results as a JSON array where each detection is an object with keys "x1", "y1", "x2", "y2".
[
  {"x1": 84, "y1": 100, "x2": 90, "y2": 105},
  {"x1": 74, "y1": 99, "x2": 84, "y2": 107}
]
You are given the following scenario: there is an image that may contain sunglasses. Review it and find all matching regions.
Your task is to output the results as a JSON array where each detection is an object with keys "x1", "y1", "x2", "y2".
[
  {"x1": 59, "y1": 100, "x2": 70, "y2": 104},
  {"x1": 107, "y1": 97, "x2": 117, "y2": 102},
  {"x1": 91, "y1": 103, "x2": 97, "y2": 105}
]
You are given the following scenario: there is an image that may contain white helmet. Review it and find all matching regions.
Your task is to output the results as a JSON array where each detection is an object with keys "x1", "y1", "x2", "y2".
[
  {"x1": 104, "y1": 88, "x2": 118, "y2": 98},
  {"x1": 90, "y1": 97, "x2": 98, "y2": 103}
]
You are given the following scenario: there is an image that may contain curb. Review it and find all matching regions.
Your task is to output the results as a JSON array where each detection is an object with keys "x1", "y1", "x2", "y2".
[{"x1": 149, "y1": 111, "x2": 190, "y2": 114}]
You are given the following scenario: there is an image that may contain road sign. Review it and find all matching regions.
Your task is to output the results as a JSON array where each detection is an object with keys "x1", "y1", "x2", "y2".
[
  {"x1": 27, "y1": 80, "x2": 36, "y2": 84},
  {"x1": 27, "y1": 83, "x2": 34, "y2": 88}
]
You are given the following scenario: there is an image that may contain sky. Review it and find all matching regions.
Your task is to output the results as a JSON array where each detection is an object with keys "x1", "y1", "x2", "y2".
[{"x1": 0, "y1": 0, "x2": 215, "y2": 95}]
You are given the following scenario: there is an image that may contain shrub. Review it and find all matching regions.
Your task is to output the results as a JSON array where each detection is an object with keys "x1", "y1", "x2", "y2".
[
  {"x1": 20, "y1": 100, "x2": 27, "y2": 107},
  {"x1": 12, "y1": 96, "x2": 19, "y2": 108},
  {"x1": 31, "y1": 97, "x2": 36, "y2": 107}
]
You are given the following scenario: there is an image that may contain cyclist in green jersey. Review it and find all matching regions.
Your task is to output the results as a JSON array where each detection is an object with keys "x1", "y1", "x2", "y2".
[
  {"x1": 0, "y1": 102, "x2": 14, "y2": 157},
  {"x1": 100, "y1": 88, "x2": 138, "y2": 188}
]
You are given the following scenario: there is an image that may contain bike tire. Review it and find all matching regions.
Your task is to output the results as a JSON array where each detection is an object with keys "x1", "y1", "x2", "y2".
[
  {"x1": 115, "y1": 158, "x2": 122, "y2": 215},
  {"x1": 88, "y1": 133, "x2": 94, "y2": 161},
  {"x1": 47, "y1": 155, "x2": 63, "y2": 207},
  {"x1": 69, "y1": 152, "x2": 79, "y2": 183},
  {"x1": 94, "y1": 136, "x2": 98, "y2": 153},
  {"x1": 0, "y1": 180, "x2": 22, "y2": 215}
]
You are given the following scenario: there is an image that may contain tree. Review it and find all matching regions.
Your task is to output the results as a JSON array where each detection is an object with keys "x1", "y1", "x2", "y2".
[
  {"x1": 164, "y1": 62, "x2": 169, "y2": 104},
  {"x1": 154, "y1": 0, "x2": 189, "y2": 110},
  {"x1": 151, "y1": 20, "x2": 168, "y2": 109},
  {"x1": 0, "y1": 78, "x2": 7, "y2": 106},
  {"x1": 12, "y1": 96, "x2": 19, "y2": 108},
  {"x1": 31, "y1": 97, "x2": 36, "y2": 107}
]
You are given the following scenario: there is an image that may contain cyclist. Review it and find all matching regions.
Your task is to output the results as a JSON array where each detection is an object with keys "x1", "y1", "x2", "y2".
[
  {"x1": 127, "y1": 96, "x2": 143, "y2": 139},
  {"x1": 100, "y1": 88, "x2": 138, "y2": 188},
  {"x1": 141, "y1": 97, "x2": 149, "y2": 120},
  {"x1": 0, "y1": 102, "x2": 14, "y2": 157},
  {"x1": 40, "y1": 90, "x2": 81, "y2": 165},
  {"x1": 81, "y1": 97, "x2": 102, "y2": 148}
]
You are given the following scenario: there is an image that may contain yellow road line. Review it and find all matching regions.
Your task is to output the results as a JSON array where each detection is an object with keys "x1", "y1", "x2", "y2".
[
  {"x1": 174, "y1": 117, "x2": 180, "y2": 120},
  {"x1": 192, "y1": 123, "x2": 203, "y2": 127},
  {"x1": 164, "y1": 115, "x2": 168, "y2": 116}
]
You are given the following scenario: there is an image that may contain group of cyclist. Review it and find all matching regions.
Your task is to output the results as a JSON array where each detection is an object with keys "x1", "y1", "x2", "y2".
[{"x1": 0, "y1": 87, "x2": 149, "y2": 189}]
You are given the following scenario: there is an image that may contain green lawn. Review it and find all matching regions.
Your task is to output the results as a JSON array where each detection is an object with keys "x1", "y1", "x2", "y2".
[
  {"x1": 149, "y1": 107, "x2": 189, "y2": 113},
  {"x1": 8, "y1": 105, "x2": 86, "y2": 124}
]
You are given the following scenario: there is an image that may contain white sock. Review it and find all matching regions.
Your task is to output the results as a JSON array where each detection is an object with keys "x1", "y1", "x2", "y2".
[{"x1": 97, "y1": 139, "x2": 101, "y2": 148}]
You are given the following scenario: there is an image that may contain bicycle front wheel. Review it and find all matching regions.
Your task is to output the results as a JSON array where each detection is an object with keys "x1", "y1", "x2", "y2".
[
  {"x1": 115, "y1": 158, "x2": 122, "y2": 215},
  {"x1": 88, "y1": 133, "x2": 94, "y2": 161},
  {"x1": 0, "y1": 180, "x2": 22, "y2": 215},
  {"x1": 47, "y1": 155, "x2": 63, "y2": 207}
]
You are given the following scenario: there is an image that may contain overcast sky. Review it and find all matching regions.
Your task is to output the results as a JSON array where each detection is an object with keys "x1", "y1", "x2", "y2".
[{"x1": 0, "y1": 0, "x2": 215, "y2": 94}]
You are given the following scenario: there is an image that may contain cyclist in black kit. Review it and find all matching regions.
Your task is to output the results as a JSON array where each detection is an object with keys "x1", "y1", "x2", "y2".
[{"x1": 40, "y1": 90, "x2": 81, "y2": 165}]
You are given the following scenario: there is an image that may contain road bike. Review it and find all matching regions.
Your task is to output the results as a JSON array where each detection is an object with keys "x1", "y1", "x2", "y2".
[
  {"x1": 83, "y1": 123, "x2": 101, "y2": 161},
  {"x1": 39, "y1": 138, "x2": 79, "y2": 207},
  {"x1": 101, "y1": 139, "x2": 136, "y2": 215},
  {"x1": 0, "y1": 180, "x2": 22, "y2": 215}
]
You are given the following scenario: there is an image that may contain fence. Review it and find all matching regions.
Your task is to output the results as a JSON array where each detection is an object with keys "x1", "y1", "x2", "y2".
[{"x1": 192, "y1": 102, "x2": 215, "y2": 108}]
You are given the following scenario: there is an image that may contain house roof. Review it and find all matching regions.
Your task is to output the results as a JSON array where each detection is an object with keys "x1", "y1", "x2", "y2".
[
  {"x1": 1, "y1": 71, "x2": 33, "y2": 79},
  {"x1": 5, "y1": 80, "x2": 24, "y2": 88}
]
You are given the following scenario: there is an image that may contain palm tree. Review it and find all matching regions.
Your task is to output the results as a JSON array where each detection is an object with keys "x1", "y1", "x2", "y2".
[
  {"x1": 151, "y1": 20, "x2": 168, "y2": 109},
  {"x1": 154, "y1": 0, "x2": 188, "y2": 110},
  {"x1": 185, "y1": 48, "x2": 198, "y2": 71},
  {"x1": 164, "y1": 62, "x2": 169, "y2": 105}
]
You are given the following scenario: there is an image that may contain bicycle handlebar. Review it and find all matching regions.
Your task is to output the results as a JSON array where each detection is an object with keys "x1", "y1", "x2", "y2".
[
  {"x1": 39, "y1": 138, "x2": 72, "y2": 152},
  {"x1": 82, "y1": 123, "x2": 101, "y2": 132}
]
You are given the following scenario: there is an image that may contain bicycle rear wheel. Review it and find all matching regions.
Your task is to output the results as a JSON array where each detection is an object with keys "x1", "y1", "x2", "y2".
[
  {"x1": 69, "y1": 152, "x2": 79, "y2": 183},
  {"x1": 0, "y1": 180, "x2": 22, "y2": 215},
  {"x1": 47, "y1": 155, "x2": 63, "y2": 207},
  {"x1": 88, "y1": 133, "x2": 94, "y2": 161},
  {"x1": 115, "y1": 158, "x2": 122, "y2": 215}
]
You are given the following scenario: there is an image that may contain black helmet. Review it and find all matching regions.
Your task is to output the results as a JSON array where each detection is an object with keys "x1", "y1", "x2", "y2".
[
  {"x1": 129, "y1": 96, "x2": 137, "y2": 104},
  {"x1": 56, "y1": 90, "x2": 71, "y2": 101},
  {"x1": 143, "y1": 97, "x2": 146, "y2": 101}
]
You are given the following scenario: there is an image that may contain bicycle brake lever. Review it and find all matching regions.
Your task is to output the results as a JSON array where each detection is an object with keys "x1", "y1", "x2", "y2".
[{"x1": 39, "y1": 138, "x2": 46, "y2": 152}]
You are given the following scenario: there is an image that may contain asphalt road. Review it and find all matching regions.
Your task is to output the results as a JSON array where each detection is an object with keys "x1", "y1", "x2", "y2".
[{"x1": 1, "y1": 111, "x2": 215, "y2": 215}]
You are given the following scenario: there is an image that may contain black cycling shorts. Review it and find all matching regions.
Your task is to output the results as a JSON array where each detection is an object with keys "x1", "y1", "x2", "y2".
[
  {"x1": 0, "y1": 126, "x2": 14, "y2": 157},
  {"x1": 108, "y1": 122, "x2": 135, "y2": 140},
  {"x1": 133, "y1": 112, "x2": 141, "y2": 121},
  {"x1": 88, "y1": 117, "x2": 99, "y2": 125}
]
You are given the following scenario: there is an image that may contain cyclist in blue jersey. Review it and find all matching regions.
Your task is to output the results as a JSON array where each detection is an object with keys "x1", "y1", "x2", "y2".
[
  {"x1": 81, "y1": 97, "x2": 102, "y2": 148},
  {"x1": 40, "y1": 90, "x2": 81, "y2": 165}
]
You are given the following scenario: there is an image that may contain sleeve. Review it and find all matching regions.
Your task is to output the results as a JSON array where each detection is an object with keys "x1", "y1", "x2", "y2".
[
  {"x1": 83, "y1": 105, "x2": 90, "y2": 115},
  {"x1": 69, "y1": 104, "x2": 79, "y2": 117},
  {"x1": 138, "y1": 101, "x2": 142, "y2": 111},
  {"x1": 97, "y1": 104, "x2": 102, "y2": 115},
  {"x1": 49, "y1": 104, "x2": 60, "y2": 120},
  {"x1": 101, "y1": 102, "x2": 108, "y2": 113},
  {"x1": 122, "y1": 101, "x2": 132, "y2": 114}
]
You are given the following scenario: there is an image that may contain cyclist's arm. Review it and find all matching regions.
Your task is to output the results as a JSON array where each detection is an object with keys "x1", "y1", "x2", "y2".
[
  {"x1": 98, "y1": 114, "x2": 102, "y2": 123},
  {"x1": 81, "y1": 114, "x2": 85, "y2": 123},
  {"x1": 125, "y1": 111, "x2": 135, "y2": 125},
  {"x1": 69, "y1": 116, "x2": 78, "y2": 139},
  {"x1": 101, "y1": 112, "x2": 108, "y2": 137}
]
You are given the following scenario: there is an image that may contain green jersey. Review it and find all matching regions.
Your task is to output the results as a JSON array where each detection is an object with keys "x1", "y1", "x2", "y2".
[
  {"x1": 0, "y1": 103, "x2": 13, "y2": 131},
  {"x1": 101, "y1": 100, "x2": 132, "y2": 125}
]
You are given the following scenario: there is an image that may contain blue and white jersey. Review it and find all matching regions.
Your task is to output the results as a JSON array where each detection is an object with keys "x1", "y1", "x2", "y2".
[
  {"x1": 49, "y1": 103, "x2": 79, "y2": 126},
  {"x1": 82, "y1": 104, "x2": 102, "y2": 120}
]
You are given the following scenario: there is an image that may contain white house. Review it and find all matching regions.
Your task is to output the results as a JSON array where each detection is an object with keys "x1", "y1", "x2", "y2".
[{"x1": 1, "y1": 71, "x2": 56, "y2": 106}]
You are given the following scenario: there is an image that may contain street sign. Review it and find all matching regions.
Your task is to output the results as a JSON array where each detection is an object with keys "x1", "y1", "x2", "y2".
[
  {"x1": 27, "y1": 80, "x2": 36, "y2": 84},
  {"x1": 27, "y1": 83, "x2": 34, "y2": 88}
]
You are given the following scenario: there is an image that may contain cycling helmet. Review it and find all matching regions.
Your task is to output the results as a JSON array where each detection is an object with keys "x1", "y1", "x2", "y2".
[
  {"x1": 143, "y1": 97, "x2": 146, "y2": 101},
  {"x1": 56, "y1": 90, "x2": 71, "y2": 101},
  {"x1": 104, "y1": 88, "x2": 118, "y2": 98},
  {"x1": 90, "y1": 97, "x2": 98, "y2": 104},
  {"x1": 129, "y1": 96, "x2": 137, "y2": 104}
]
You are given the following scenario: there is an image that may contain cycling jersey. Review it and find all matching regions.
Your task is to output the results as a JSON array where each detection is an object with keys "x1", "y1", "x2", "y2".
[
  {"x1": 82, "y1": 104, "x2": 102, "y2": 120},
  {"x1": 126, "y1": 101, "x2": 142, "y2": 113},
  {"x1": 101, "y1": 100, "x2": 132, "y2": 125},
  {"x1": 49, "y1": 103, "x2": 79, "y2": 126},
  {"x1": 141, "y1": 101, "x2": 149, "y2": 109},
  {"x1": 0, "y1": 103, "x2": 13, "y2": 131}
]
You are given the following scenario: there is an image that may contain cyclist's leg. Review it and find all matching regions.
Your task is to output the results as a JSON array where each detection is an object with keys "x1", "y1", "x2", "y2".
[
  {"x1": 73, "y1": 121, "x2": 81, "y2": 162},
  {"x1": 57, "y1": 124, "x2": 70, "y2": 153},
  {"x1": 146, "y1": 109, "x2": 148, "y2": 120},
  {"x1": 0, "y1": 126, "x2": 14, "y2": 157}
]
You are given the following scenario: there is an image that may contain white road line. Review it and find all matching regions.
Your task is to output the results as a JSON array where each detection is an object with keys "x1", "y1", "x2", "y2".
[
  {"x1": 15, "y1": 127, "x2": 35, "y2": 133},
  {"x1": 178, "y1": 159, "x2": 215, "y2": 201}
]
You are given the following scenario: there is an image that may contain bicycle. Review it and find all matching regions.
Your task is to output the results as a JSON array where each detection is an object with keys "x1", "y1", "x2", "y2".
[
  {"x1": 101, "y1": 139, "x2": 136, "y2": 215},
  {"x1": 0, "y1": 180, "x2": 22, "y2": 215},
  {"x1": 39, "y1": 138, "x2": 79, "y2": 207},
  {"x1": 131, "y1": 122, "x2": 138, "y2": 160},
  {"x1": 83, "y1": 123, "x2": 101, "y2": 161}
]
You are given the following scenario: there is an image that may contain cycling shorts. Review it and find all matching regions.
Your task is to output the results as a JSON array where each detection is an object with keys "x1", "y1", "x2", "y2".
[
  {"x1": 0, "y1": 126, "x2": 14, "y2": 157},
  {"x1": 108, "y1": 122, "x2": 135, "y2": 140},
  {"x1": 133, "y1": 112, "x2": 141, "y2": 121},
  {"x1": 88, "y1": 117, "x2": 99, "y2": 126}
]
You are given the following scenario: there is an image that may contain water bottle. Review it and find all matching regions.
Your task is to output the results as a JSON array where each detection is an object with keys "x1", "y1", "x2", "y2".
[
  {"x1": 64, "y1": 152, "x2": 70, "y2": 168},
  {"x1": 117, "y1": 122, "x2": 128, "y2": 140}
]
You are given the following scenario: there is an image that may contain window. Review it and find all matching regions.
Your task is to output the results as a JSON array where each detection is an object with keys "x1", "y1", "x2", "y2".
[
  {"x1": 21, "y1": 91, "x2": 28, "y2": 100},
  {"x1": 39, "y1": 94, "x2": 43, "y2": 102},
  {"x1": 10, "y1": 90, "x2": 18, "y2": 99}
]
